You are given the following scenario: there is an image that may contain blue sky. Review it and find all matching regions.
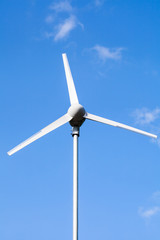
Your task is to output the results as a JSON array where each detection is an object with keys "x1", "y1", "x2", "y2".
[{"x1": 0, "y1": 0, "x2": 160, "y2": 239}]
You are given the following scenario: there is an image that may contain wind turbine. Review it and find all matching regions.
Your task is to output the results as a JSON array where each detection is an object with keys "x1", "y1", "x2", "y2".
[{"x1": 8, "y1": 53, "x2": 157, "y2": 240}]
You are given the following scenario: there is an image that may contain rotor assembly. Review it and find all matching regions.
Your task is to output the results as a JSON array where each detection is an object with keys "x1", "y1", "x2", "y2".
[{"x1": 68, "y1": 103, "x2": 86, "y2": 127}]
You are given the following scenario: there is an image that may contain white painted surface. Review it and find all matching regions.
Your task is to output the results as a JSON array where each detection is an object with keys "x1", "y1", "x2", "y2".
[
  {"x1": 73, "y1": 131, "x2": 78, "y2": 240},
  {"x1": 7, "y1": 114, "x2": 72, "y2": 156},
  {"x1": 85, "y1": 112, "x2": 157, "y2": 139},
  {"x1": 62, "y1": 53, "x2": 79, "y2": 105}
]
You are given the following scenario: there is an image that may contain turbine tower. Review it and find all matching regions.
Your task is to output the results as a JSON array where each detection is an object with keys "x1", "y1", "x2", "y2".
[{"x1": 8, "y1": 53, "x2": 157, "y2": 240}]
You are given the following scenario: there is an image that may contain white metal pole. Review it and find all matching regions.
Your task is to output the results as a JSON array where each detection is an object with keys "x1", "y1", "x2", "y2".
[{"x1": 72, "y1": 126, "x2": 79, "y2": 240}]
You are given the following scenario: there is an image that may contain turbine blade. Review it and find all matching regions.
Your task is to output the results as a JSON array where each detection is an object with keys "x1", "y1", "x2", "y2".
[
  {"x1": 85, "y1": 112, "x2": 157, "y2": 139},
  {"x1": 62, "y1": 53, "x2": 79, "y2": 105},
  {"x1": 7, "y1": 114, "x2": 72, "y2": 156}
]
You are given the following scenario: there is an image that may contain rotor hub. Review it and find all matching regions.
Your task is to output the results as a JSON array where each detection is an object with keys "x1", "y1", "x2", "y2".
[{"x1": 68, "y1": 104, "x2": 86, "y2": 127}]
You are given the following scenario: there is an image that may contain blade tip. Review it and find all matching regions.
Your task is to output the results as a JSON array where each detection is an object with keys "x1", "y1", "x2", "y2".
[{"x1": 7, "y1": 151, "x2": 12, "y2": 156}]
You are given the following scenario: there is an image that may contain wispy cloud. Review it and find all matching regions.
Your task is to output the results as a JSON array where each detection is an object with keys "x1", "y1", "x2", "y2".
[
  {"x1": 44, "y1": 1, "x2": 82, "y2": 41},
  {"x1": 138, "y1": 191, "x2": 160, "y2": 222},
  {"x1": 92, "y1": 45, "x2": 124, "y2": 61},
  {"x1": 139, "y1": 206, "x2": 160, "y2": 219},
  {"x1": 132, "y1": 108, "x2": 160, "y2": 125},
  {"x1": 54, "y1": 15, "x2": 77, "y2": 41},
  {"x1": 50, "y1": 0, "x2": 73, "y2": 13}
]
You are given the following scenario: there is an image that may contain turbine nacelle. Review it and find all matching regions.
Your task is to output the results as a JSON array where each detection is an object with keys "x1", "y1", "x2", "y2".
[{"x1": 68, "y1": 104, "x2": 86, "y2": 127}]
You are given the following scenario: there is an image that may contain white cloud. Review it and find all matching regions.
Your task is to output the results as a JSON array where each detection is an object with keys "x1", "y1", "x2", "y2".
[
  {"x1": 54, "y1": 15, "x2": 77, "y2": 41},
  {"x1": 44, "y1": 1, "x2": 82, "y2": 42},
  {"x1": 50, "y1": 0, "x2": 73, "y2": 13},
  {"x1": 92, "y1": 45, "x2": 124, "y2": 61},
  {"x1": 132, "y1": 108, "x2": 160, "y2": 125},
  {"x1": 139, "y1": 206, "x2": 160, "y2": 219}
]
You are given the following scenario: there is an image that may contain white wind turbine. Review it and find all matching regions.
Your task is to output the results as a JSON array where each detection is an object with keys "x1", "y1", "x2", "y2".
[{"x1": 8, "y1": 53, "x2": 157, "y2": 240}]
